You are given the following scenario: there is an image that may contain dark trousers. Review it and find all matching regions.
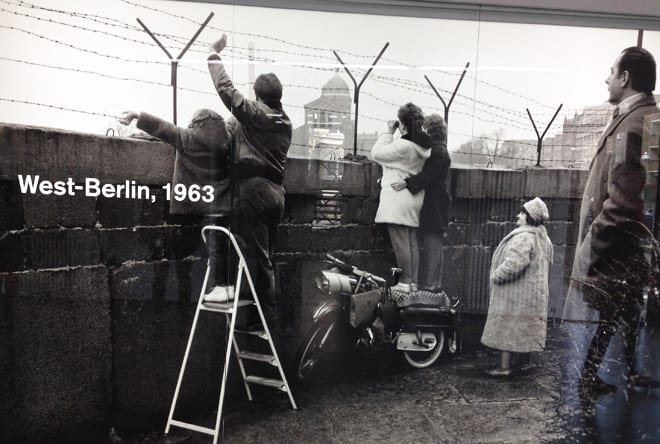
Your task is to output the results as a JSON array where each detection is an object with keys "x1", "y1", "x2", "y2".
[
  {"x1": 231, "y1": 177, "x2": 284, "y2": 327},
  {"x1": 582, "y1": 289, "x2": 640, "y2": 378}
]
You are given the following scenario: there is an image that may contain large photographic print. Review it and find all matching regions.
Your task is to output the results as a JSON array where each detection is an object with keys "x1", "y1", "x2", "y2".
[{"x1": 2, "y1": 1, "x2": 660, "y2": 443}]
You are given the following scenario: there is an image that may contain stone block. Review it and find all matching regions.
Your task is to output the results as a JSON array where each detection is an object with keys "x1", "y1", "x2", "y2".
[
  {"x1": 0, "y1": 181, "x2": 24, "y2": 230},
  {"x1": 23, "y1": 192, "x2": 97, "y2": 228},
  {"x1": 461, "y1": 246, "x2": 493, "y2": 313},
  {"x1": 0, "y1": 125, "x2": 173, "y2": 183},
  {"x1": 478, "y1": 222, "x2": 515, "y2": 246},
  {"x1": 348, "y1": 224, "x2": 372, "y2": 251},
  {"x1": 324, "y1": 160, "x2": 373, "y2": 197},
  {"x1": 22, "y1": 192, "x2": 59, "y2": 228},
  {"x1": 548, "y1": 245, "x2": 572, "y2": 319},
  {"x1": 111, "y1": 279, "x2": 223, "y2": 432},
  {"x1": 523, "y1": 167, "x2": 587, "y2": 199},
  {"x1": 549, "y1": 198, "x2": 581, "y2": 223},
  {"x1": 59, "y1": 193, "x2": 97, "y2": 227},
  {"x1": 141, "y1": 186, "x2": 168, "y2": 225},
  {"x1": 284, "y1": 158, "x2": 320, "y2": 192},
  {"x1": 545, "y1": 221, "x2": 577, "y2": 246},
  {"x1": 99, "y1": 227, "x2": 164, "y2": 266},
  {"x1": 369, "y1": 224, "x2": 391, "y2": 250},
  {"x1": 99, "y1": 137, "x2": 173, "y2": 184},
  {"x1": 0, "y1": 267, "x2": 111, "y2": 443},
  {"x1": 442, "y1": 246, "x2": 467, "y2": 302},
  {"x1": 488, "y1": 198, "x2": 523, "y2": 222},
  {"x1": 444, "y1": 222, "x2": 467, "y2": 246},
  {"x1": 283, "y1": 194, "x2": 316, "y2": 224},
  {"x1": 452, "y1": 198, "x2": 490, "y2": 224},
  {"x1": 97, "y1": 189, "x2": 166, "y2": 228},
  {"x1": 310, "y1": 225, "x2": 347, "y2": 252},
  {"x1": 29, "y1": 229, "x2": 100, "y2": 270},
  {"x1": 453, "y1": 168, "x2": 524, "y2": 199},
  {"x1": 163, "y1": 225, "x2": 206, "y2": 260},
  {"x1": 0, "y1": 232, "x2": 28, "y2": 272},
  {"x1": 275, "y1": 224, "x2": 311, "y2": 253}
]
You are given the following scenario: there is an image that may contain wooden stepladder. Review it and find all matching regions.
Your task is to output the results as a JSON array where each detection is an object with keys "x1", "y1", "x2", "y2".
[{"x1": 165, "y1": 225, "x2": 297, "y2": 444}]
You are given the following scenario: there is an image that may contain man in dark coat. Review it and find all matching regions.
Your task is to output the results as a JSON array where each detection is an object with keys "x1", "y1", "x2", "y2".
[
  {"x1": 207, "y1": 34, "x2": 292, "y2": 328},
  {"x1": 563, "y1": 47, "x2": 660, "y2": 394}
]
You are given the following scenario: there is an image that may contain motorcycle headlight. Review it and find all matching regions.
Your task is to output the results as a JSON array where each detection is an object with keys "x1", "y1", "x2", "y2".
[
  {"x1": 314, "y1": 273, "x2": 331, "y2": 292},
  {"x1": 314, "y1": 271, "x2": 353, "y2": 294}
]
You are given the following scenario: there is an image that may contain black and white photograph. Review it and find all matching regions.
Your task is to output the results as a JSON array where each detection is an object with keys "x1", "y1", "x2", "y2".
[{"x1": 2, "y1": 0, "x2": 660, "y2": 442}]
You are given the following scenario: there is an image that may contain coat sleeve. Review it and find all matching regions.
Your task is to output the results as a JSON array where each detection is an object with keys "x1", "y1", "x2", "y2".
[
  {"x1": 371, "y1": 134, "x2": 409, "y2": 166},
  {"x1": 406, "y1": 142, "x2": 450, "y2": 195},
  {"x1": 136, "y1": 112, "x2": 195, "y2": 152},
  {"x1": 491, "y1": 233, "x2": 534, "y2": 284},
  {"x1": 585, "y1": 128, "x2": 646, "y2": 272},
  {"x1": 208, "y1": 54, "x2": 276, "y2": 129}
]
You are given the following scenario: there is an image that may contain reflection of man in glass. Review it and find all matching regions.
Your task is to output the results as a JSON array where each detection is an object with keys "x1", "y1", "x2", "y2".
[
  {"x1": 563, "y1": 47, "x2": 660, "y2": 394},
  {"x1": 207, "y1": 34, "x2": 292, "y2": 329}
]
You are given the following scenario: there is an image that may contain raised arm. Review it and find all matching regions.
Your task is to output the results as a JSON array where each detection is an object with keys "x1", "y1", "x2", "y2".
[
  {"x1": 117, "y1": 111, "x2": 191, "y2": 152},
  {"x1": 207, "y1": 34, "x2": 275, "y2": 128}
]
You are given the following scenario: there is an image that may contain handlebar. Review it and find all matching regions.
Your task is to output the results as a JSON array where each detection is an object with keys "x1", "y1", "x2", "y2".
[{"x1": 325, "y1": 253, "x2": 387, "y2": 286}]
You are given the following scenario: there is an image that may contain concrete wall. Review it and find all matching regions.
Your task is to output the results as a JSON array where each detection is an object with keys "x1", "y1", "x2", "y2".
[{"x1": 0, "y1": 124, "x2": 586, "y2": 442}]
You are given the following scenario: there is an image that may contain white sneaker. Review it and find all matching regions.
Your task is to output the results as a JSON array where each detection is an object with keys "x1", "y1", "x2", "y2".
[
  {"x1": 391, "y1": 282, "x2": 412, "y2": 294},
  {"x1": 204, "y1": 285, "x2": 235, "y2": 303}
]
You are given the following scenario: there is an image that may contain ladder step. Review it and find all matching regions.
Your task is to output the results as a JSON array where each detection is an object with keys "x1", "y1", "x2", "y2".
[
  {"x1": 245, "y1": 375, "x2": 287, "y2": 391},
  {"x1": 238, "y1": 351, "x2": 277, "y2": 365},
  {"x1": 234, "y1": 329, "x2": 268, "y2": 340},
  {"x1": 200, "y1": 299, "x2": 254, "y2": 313},
  {"x1": 169, "y1": 419, "x2": 215, "y2": 436}
]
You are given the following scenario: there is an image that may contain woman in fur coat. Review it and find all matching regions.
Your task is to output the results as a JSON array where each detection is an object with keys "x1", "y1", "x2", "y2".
[{"x1": 481, "y1": 197, "x2": 554, "y2": 377}]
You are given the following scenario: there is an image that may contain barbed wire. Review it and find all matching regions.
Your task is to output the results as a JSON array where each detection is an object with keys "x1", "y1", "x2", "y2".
[
  {"x1": 117, "y1": 0, "x2": 581, "y2": 112},
  {"x1": 0, "y1": 97, "x2": 114, "y2": 117},
  {"x1": 0, "y1": 24, "x2": 172, "y2": 66},
  {"x1": 4, "y1": 0, "x2": 617, "y2": 123}
]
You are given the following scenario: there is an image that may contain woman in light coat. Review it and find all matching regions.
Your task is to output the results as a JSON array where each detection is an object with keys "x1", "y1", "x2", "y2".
[
  {"x1": 372, "y1": 103, "x2": 431, "y2": 293},
  {"x1": 481, "y1": 197, "x2": 554, "y2": 377}
]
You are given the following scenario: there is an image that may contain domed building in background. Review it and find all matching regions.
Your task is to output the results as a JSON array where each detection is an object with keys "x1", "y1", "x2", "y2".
[{"x1": 290, "y1": 70, "x2": 353, "y2": 162}]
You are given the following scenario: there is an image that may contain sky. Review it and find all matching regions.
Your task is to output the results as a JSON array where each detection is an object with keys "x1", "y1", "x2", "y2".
[{"x1": 1, "y1": 0, "x2": 659, "y2": 154}]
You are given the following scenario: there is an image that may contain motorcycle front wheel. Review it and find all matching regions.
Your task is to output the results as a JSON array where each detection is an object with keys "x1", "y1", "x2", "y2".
[
  {"x1": 293, "y1": 318, "x2": 336, "y2": 383},
  {"x1": 403, "y1": 329, "x2": 445, "y2": 369}
]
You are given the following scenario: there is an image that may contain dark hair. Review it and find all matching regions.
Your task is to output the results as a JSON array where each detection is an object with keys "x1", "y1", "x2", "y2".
[
  {"x1": 619, "y1": 47, "x2": 656, "y2": 94},
  {"x1": 521, "y1": 207, "x2": 543, "y2": 226},
  {"x1": 423, "y1": 113, "x2": 447, "y2": 142},
  {"x1": 397, "y1": 102, "x2": 425, "y2": 139},
  {"x1": 254, "y1": 73, "x2": 283, "y2": 102}
]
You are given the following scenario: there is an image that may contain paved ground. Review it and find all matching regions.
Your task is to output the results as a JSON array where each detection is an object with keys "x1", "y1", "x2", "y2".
[{"x1": 116, "y1": 323, "x2": 660, "y2": 444}]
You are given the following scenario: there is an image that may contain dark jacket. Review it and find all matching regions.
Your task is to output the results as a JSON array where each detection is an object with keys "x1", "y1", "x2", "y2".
[
  {"x1": 563, "y1": 94, "x2": 660, "y2": 320},
  {"x1": 136, "y1": 112, "x2": 230, "y2": 216},
  {"x1": 208, "y1": 54, "x2": 291, "y2": 186},
  {"x1": 405, "y1": 136, "x2": 451, "y2": 233}
]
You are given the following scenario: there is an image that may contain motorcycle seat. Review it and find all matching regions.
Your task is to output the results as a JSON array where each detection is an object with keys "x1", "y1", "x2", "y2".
[{"x1": 400, "y1": 304, "x2": 449, "y2": 316}]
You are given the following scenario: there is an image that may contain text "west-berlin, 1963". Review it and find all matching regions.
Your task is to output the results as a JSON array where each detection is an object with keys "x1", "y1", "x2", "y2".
[{"x1": 17, "y1": 174, "x2": 214, "y2": 203}]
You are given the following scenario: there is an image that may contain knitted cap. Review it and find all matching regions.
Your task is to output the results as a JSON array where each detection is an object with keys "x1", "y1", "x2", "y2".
[
  {"x1": 523, "y1": 197, "x2": 550, "y2": 224},
  {"x1": 189, "y1": 108, "x2": 222, "y2": 127}
]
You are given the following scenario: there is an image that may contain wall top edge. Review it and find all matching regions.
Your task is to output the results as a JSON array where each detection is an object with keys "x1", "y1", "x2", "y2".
[{"x1": 176, "y1": 0, "x2": 660, "y2": 30}]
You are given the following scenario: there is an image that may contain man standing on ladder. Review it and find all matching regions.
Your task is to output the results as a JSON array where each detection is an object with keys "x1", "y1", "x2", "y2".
[{"x1": 207, "y1": 34, "x2": 292, "y2": 336}]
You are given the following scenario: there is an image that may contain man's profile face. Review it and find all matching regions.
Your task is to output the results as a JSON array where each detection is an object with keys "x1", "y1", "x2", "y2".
[{"x1": 606, "y1": 53, "x2": 625, "y2": 105}]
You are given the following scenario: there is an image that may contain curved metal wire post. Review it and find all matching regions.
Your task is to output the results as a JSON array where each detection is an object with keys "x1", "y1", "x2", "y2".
[
  {"x1": 136, "y1": 12, "x2": 214, "y2": 124},
  {"x1": 333, "y1": 42, "x2": 389, "y2": 157},
  {"x1": 526, "y1": 103, "x2": 563, "y2": 167}
]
